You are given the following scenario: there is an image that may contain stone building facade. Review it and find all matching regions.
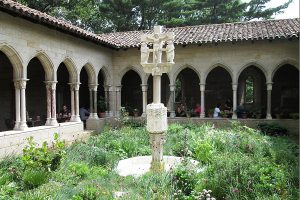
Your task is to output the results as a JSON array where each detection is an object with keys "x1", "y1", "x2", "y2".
[{"x1": 0, "y1": 0, "x2": 298, "y2": 153}]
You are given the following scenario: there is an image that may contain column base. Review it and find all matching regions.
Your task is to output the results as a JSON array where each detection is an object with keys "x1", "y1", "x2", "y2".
[
  {"x1": 150, "y1": 161, "x2": 165, "y2": 172},
  {"x1": 169, "y1": 111, "x2": 176, "y2": 118},
  {"x1": 45, "y1": 118, "x2": 51, "y2": 126},
  {"x1": 141, "y1": 112, "x2": 146, "y2": 117},
  {"x1": 200, "y1": 113, "x2": 205, "y2": 118},
  {"x1": 13, "y1": 122, "x2": 20, "y2": 130},
  {"x1": 73, "y1": 115, "x2": 81, "y2": 122},
  {"x1": 232, "y1": 113, "x2": 237, "y2": 119},
  {"x1": 49, "y1": 118, "x2": 59, "y2": 126},
  {"x1": 266, "y1": 114, "x2": 272, "y2": 120},
  {"x1": 19, "y1": 122, "x2": 28, "y2": 131}
]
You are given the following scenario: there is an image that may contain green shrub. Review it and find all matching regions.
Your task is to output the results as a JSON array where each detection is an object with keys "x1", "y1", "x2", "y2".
[
  {"x1": 72, "y1": 185, "x2": 99, "y2": 200},
  {"x1": 192, "y1": 141, "x2": 214, "y2": 164},
  {"x1": 22, "y1": 133, "x2": 65, "y2": 171},
  {"x1": 69, "y1": 162, "x2": 89, "y2": 178},
  {"x1": 257, "y1": 123, "x2": 288, "y2": 136},
  {"x1": 22, "y1": 169, "x2": 49, "y2": 189}
]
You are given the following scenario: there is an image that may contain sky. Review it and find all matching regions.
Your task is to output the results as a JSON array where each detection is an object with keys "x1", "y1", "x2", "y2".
[{"x1": 243, "y1": 0, "x2": 299, "y2": 19}]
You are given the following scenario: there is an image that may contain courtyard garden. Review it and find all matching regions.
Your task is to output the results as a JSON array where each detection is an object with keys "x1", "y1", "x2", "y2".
[{"x1": 0, "y1": 122, "x2": 298, "y2": 200}]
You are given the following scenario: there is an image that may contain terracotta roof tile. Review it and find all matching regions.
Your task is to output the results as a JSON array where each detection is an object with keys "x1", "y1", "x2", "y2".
[
  {"x1": 98, "y1": 18, "x2": 299, "y2": 48},
  {"x1": 0, "y1": 0, "x2": 118, "y2": 48},
  {"x1": 1, "y1": 0, "x2": 299, "y2": 49}
]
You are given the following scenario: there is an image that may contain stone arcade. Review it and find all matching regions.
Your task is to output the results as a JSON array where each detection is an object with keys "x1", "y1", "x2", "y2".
[{"x1": 0, "y1": 0, "x2": 299, "y2": 157}]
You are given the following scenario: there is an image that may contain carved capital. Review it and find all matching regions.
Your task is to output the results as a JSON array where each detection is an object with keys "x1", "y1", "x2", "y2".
[
  {"x1": 232, "y1": 83, "x2": 238, "y2": 91},
  {"x1": 89, "y1": 84, "x2": 98, "y2": 91},
  {"x1": 14, "y1": 79, "x2": 28, "y2": 89},
  {"x1": 266, "y1": 82, "x2": 273, "y2": 91},
  {"x1": 45, "y1": 81, "x2": 57, "y2": 90},
  {"x1": 141, "y1": 84, "x2": 148, "y2": 92},
  {"x1": 69, "y1": 82, "x2": 80, "y2": 91},
  {"x1": 115, "y1": 85, "x2": 122, "y2": 92},
  {"x1": 169, "y1": 84, "x2": 175, "y2": 91},
  {"x1": 199, "y1": 83, "x2": 205, "y2": 92}
]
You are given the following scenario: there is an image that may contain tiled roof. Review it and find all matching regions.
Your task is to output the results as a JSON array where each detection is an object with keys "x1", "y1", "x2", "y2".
[
  {"x1": 0, "y1": 0, "x2": 118, "y2": 48},
  {"x1": 98, "y1": 18, "x2": 300, "y2": 48},
  {"x1": 1, "y1": 0, "x2": 299, "y2": 49}
]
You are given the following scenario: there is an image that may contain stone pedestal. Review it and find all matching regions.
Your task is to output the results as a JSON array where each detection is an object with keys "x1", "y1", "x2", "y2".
[{"x1": 146, "y1": 103, "x2": 167, "y2": 171}]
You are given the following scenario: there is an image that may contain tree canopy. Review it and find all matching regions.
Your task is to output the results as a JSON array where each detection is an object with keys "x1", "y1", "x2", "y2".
[{"x1": 17, "y1": 0, "x2": 292, "y2": 33}]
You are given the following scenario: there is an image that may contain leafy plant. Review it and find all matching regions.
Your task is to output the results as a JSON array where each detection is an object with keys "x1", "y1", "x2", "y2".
[
  {"x1": 22, "y1": 169, "x2": 48, "y2": 189},
  {"x1": 69, "y1": 162, "x2": 89, "y2": 178}
]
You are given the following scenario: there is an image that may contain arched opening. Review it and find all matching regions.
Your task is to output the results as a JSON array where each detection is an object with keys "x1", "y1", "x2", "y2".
[
  {"x1": 272, "y1": 64, "x2": 299, "y2": 118},
  {"x1": 79, "y1": 67, "x2": 89, "y2": 110},
  {"x1": 175, "y1": 68, "x2": 200, "y2": 117},
  {"x1": 56, "y1": 63, "x2": 71, "y2": 122},
  {"x1": 0, "y1": 52, "x2": 15, "y2": 131},
  {"x1": 97, "y1": 69, "x2": 106, "y2": 116},
  {"x1": 238, "y1": 66, "x2": 266, "y2": 118},
  {"x1": 26, "y1": 58, "x2": 47, "y2": 126},
  {"x1": 206, "y1": 67, "x2": 231, "y2": 117},
  {"x1": 147, "y1": 73, "x2": 170, "y2": 106},
  {"x1": 121, "y1": 70, "x2": 142, "y2": 116}
]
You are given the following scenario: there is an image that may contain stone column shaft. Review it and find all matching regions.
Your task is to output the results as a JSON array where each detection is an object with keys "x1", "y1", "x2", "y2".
[
  {"x1": 70, "y1": 86, "x2": 75, "y2": 120},
  {"x1": 19, "y1": 80, "x2": 28, "y2": 130},
  {"x1": 14, "y1": 84, "x2": 20, "y2": 130},
  {"x1": 266, "y1": 83, "x2": 273, "y2": 119},
  {"x1": 153, "y1": 75, "x2": 161, "y2": 103},
  {"x1": 169, "y1": 84, "x2": 176, "y2": 118},
  {"x1": 46, "y1": 84, "x2": 51, "y2": 124},
  {"x1": 89, "y1": 90, "x2": 93, "y2": 114},
  {"x1": 200, "y1": 84, "x2": 205, "y2": 118},
  {"x1": 141, "y1": 84, "x2": 148, "y2": 116},
  {"x1": 74, "y1": 83, "x2": 80, "y2": 122},
  {"x1": 115, "y1": 86, "x2": 122, "y2": 117},
  {"x1": 232, "y1": 84, "x2": 238, "y2": 119},
  {"x1": 93, "y1": 90, "x2": 98, "y2": 117}
]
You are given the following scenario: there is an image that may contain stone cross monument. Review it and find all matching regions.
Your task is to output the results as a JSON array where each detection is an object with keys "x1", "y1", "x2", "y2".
[{"x1": 140, "y1": 26, "x2": 175, "y2": 171}]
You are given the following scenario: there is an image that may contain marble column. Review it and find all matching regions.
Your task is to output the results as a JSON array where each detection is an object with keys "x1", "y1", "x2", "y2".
[
  {"x1": 93, "y1": 87, "x2": 98, "y2": 118},
  {"x1": 45, "y1": 83, "x2": 51, "y2": 125},
  {"x1": 141, "y1": 84, "x2": 148, "y2": 117},
  {"x1": 13, "y1": 81, "x2": 21, "y2": 130},
  {"x1": 88, "y1": 84, "x2": 98, "y2": 119},
  {"x1": 19, "y1": 79, "x2": 28, "y2": 130},
  {"x1": 50, "y1": 82, "x2": 58, "y2": 125},
  {"x1": 115, "y1": 85, "x2": 122, "y2": 117},
  {"x1": 169, "y1": 84, "x2": 176, "y2": 118},
  {"x1": 200, "y1": 83, "x2": 205, "y2": 118},
  {"x1": 70, "y1": 84, "x2": 75, "y2": 121},
  {"x1": 232, "y1": 83, "x2": 238, "y2": 119},
  {"x1": 74, "y1": 83, "x2": 81, "y2": 122},
  {"x1": 266, "y1": 82, "x2": 273, "y2": 119}
]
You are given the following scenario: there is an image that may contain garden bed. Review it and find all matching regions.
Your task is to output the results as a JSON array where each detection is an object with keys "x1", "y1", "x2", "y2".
[{"x1": 0, "y1": 122, "x2": 298, "y2": 199}]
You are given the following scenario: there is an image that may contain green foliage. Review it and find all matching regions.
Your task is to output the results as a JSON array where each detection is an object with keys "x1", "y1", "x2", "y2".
[
  {"x1": 22, "y1": 133, "x2": 65, "y2": 171},
  {"x1": 193, "y1": 141, "x2": 214, "y2": 164},
  {"x1": 72, "y1": 185, "x2": 99, "y2": 200},
  {"x1": 22, "y1": 169, "x2": 49, "y2": 189},
  {"x1": 68, "y1": 162, "x2": 90, "y2": 178},
  {"x1": 97, "y1": 96, "x2": 106, "y2": 112},
  {"x1": 258, "y1": 123, "x2": 288, "y2": 136},
  {"x1": 17, "y1": 0, "x2": 292, "y2": 33}
]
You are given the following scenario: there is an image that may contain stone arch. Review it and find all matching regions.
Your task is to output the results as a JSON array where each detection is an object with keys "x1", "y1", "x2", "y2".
[
  {"x1": 59, "y1": 57, "x2": 78, "y2": 83},
  {"x1": 271, "y1": 59, "x2": 299, "y2": 81},
  {"x1": 237, "y1": 62, "x2": 267, "y2": 83},
  {"x1": 98, "y1": 66, "x2": 111, "y2": 85},
  {"x1": 204, "y1": 63, "x2": 233, "y2": 83},
  {"x1": 80, "y1": 62, "x2": 96, "y2": 84},
  {"x1": 118, "y1": 66, "x2": 144, "y2": 85},
  {"x1": 172, "y1": 64, "x2": 200, "y2": 84},
  {"x1": 27, "y1": 51, "x2": 54, "y2": 81},
  {"x1": 0, "y1": 44, "x2": 23, "y2": 79}
]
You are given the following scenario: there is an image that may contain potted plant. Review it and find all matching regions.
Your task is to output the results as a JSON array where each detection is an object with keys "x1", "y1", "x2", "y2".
[
  {"x1": 208, "y1": 109, "x2": 214, "y2": 118},
  {"x1": 273, "y1": 107, "x2": 280, "y2": 119},
  {"x1": 133, "y1": 108, "x2": 139, "y2": 117},
  {"x1": 97, "y1": 96, "x2": 107, "y2": 118},
  {"x1": 254, "y1": 107, "x2": 262, "y2": 119}
]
